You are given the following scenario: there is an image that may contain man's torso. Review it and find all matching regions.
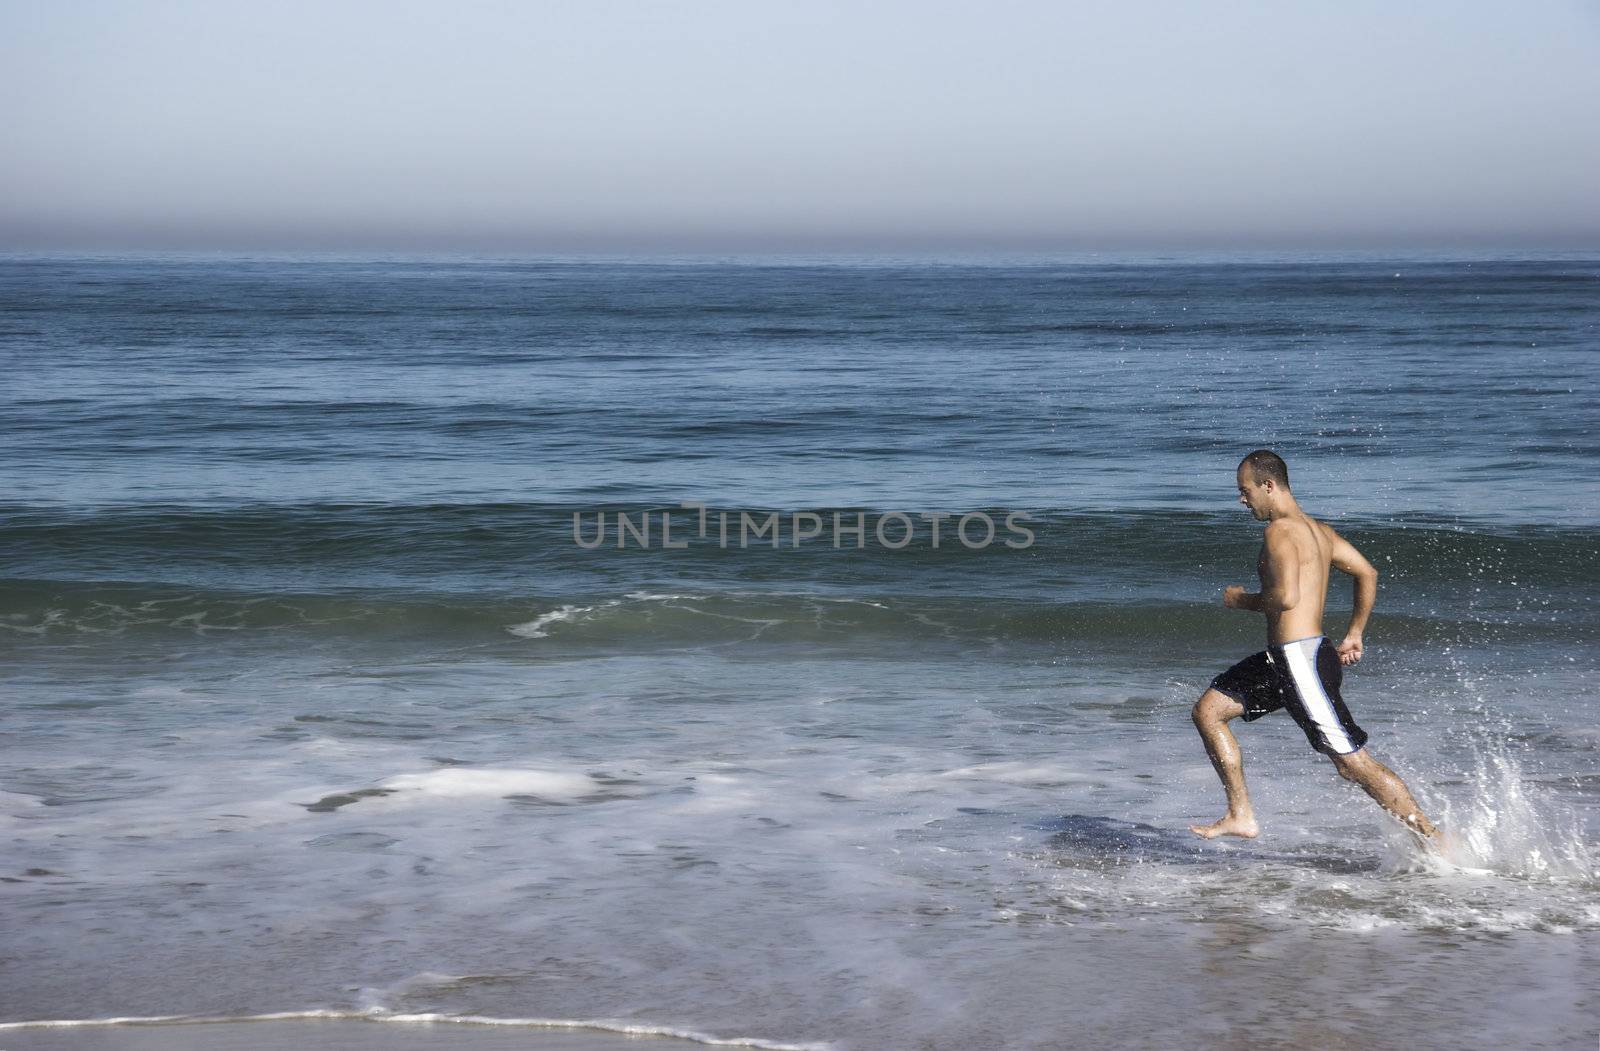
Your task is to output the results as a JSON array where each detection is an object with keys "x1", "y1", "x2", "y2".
[{"x1": 1258, "y1": 513, "x2": 1333, "y2": 644}]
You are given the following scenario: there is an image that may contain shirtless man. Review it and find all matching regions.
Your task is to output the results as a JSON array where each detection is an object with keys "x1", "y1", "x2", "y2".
[{"x1": 1189, "y1": 449, "x2": 1437, "y2": 840}]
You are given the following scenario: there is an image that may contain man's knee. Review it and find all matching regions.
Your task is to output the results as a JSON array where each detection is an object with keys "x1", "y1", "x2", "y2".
[{"x1": 1193, "y1": 689, "x2": 1241, "y2": 727}]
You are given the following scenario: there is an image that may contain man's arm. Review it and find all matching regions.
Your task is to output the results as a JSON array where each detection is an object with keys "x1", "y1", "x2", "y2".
[
  {"x1": 1328, "y1": 527, "x2": 1378, "y2": 665},
  {"x1": 1223, "y1": 524, "x2": 1300, "y2": 613}
]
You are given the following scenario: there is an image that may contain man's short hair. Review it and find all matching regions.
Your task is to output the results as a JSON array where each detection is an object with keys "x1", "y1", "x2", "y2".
[{"x1": 1240, "y1": 449, "x2": 1290, "y2": 489}]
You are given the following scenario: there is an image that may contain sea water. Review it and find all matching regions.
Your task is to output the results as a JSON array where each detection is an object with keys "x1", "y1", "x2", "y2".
[{"x1": 1, "y1": 253, "x2": 1596, "y2": 1049}]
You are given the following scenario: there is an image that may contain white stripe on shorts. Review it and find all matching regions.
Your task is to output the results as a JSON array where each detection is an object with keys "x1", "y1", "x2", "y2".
[{"x1": 1281, "y1": 638, "x2": 1356, "y2": 754}]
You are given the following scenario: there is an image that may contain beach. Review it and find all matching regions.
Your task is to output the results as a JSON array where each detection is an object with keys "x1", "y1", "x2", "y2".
[{"x1": 2, "y1": 253, "x2": 1596, "y2": 1049}]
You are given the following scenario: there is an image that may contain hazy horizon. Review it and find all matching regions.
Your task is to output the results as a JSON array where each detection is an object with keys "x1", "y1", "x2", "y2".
[{"x1": 4, "y1": 0, "x2": 1598, "y2": 252}]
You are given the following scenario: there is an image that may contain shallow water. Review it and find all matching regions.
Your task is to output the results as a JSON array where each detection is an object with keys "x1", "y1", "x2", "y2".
[{"x1": 2, "y1": 253, "x2": 1597, "y2": 1049}]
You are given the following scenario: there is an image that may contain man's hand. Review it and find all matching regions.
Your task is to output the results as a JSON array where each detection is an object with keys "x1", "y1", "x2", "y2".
[
  {"x1": 1222, "y1": 585, "x2": 1250, "y2": 609},
  {"x1": 1337, "y1": 634, "x2": 1364, "y2": 665}
]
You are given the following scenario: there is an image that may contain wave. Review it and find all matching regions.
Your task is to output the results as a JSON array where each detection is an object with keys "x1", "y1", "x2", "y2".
[
  {"x1": 3, "y1": 503, "x2": 1595, "y2": 594},
  {"x1": 0, "y1": 1007, "x2": 829, "y2": 1049},
  {"x1": 1, "y1": 581, "x2": 1587, "y2": 649}
]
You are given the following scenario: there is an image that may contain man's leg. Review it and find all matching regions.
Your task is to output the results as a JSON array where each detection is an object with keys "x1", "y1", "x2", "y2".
[
  {"x1": 1189, "y1": 688, "x2": 1260, "y2": 839},
  {"x1": 1329, "y1": 748, "x2": 1437, "y2": 838}
]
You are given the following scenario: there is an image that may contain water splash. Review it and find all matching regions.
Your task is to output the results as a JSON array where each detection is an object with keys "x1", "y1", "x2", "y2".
[{"x1": 1412, "y1": 736, "x2": 1594, "y2": 880}]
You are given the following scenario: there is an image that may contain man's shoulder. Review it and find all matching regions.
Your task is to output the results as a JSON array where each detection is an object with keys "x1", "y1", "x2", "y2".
[
  {"x1": 1263, "y1": 516, "x2": 1306, "y2": 537},
  {"x1": 1307, "y1": 516, "x2": 1341, "y2": 541},
  {"x1": 1266, "y1": 515, "x2": 1330, "y2": 547}
]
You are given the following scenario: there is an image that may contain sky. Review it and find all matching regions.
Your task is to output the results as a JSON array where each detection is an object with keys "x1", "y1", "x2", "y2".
[{"x1": 3, "y1": 0, "x2": 1598, "y2": 252}]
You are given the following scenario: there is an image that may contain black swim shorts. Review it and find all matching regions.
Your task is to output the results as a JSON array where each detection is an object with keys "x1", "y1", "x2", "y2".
[{"x1": 1209, "y1": 635, "x2": 1369, "y2": 756}]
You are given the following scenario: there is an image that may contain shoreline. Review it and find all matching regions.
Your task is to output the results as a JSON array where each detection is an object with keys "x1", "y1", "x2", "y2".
[{"x1": 0, "y1": 1013, "x2": 830, "y2": 1051}]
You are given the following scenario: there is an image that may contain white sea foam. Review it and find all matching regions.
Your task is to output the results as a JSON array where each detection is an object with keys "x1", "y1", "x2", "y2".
[
  {"x1": 0, "y1": 1008, "x2": 833, "y2": 1049},
  {"x1": 507, "y1": 603, "x2": 607, "y2": 638},
  {"x1": 510, "y1": 593, "x2": 718, "y2": 638},
  {"x1": 0, "y1": 788, "x2": 46, "y2": 826},
  {"x1": 379, "y1": 767, "x2": 601, "y2": 801},
  {"x1": 506, "y1": 592, "x2": 903, "y2": 642},
  {"x1": 938, "y1": 761, "x2": 1099, "y2": 787}
]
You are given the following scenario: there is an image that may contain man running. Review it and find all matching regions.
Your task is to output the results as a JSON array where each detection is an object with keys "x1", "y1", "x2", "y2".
[{"x1": 1189, "y1": 449, "x2": 1437, "y2": 840}]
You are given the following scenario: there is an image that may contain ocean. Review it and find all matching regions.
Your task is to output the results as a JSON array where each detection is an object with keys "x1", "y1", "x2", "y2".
[{"x1": 1, "y1": 253, "x2": 1596, "y2": 1050}]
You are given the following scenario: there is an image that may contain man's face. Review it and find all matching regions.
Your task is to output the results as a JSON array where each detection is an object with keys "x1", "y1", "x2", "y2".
[{"x1": 1236, "y1": 466, "x2": 1270, "y2": 520}]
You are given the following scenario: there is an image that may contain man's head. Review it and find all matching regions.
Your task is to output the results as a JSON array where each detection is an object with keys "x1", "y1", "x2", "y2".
[{"x1": 1235, "y1": 449, "x2": 1291, "y2": 520}]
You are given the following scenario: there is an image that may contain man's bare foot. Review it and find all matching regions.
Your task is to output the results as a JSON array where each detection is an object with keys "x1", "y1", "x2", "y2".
[{"x1": 1189, "y1": 814, "x2": 1259, "y2": 839}]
